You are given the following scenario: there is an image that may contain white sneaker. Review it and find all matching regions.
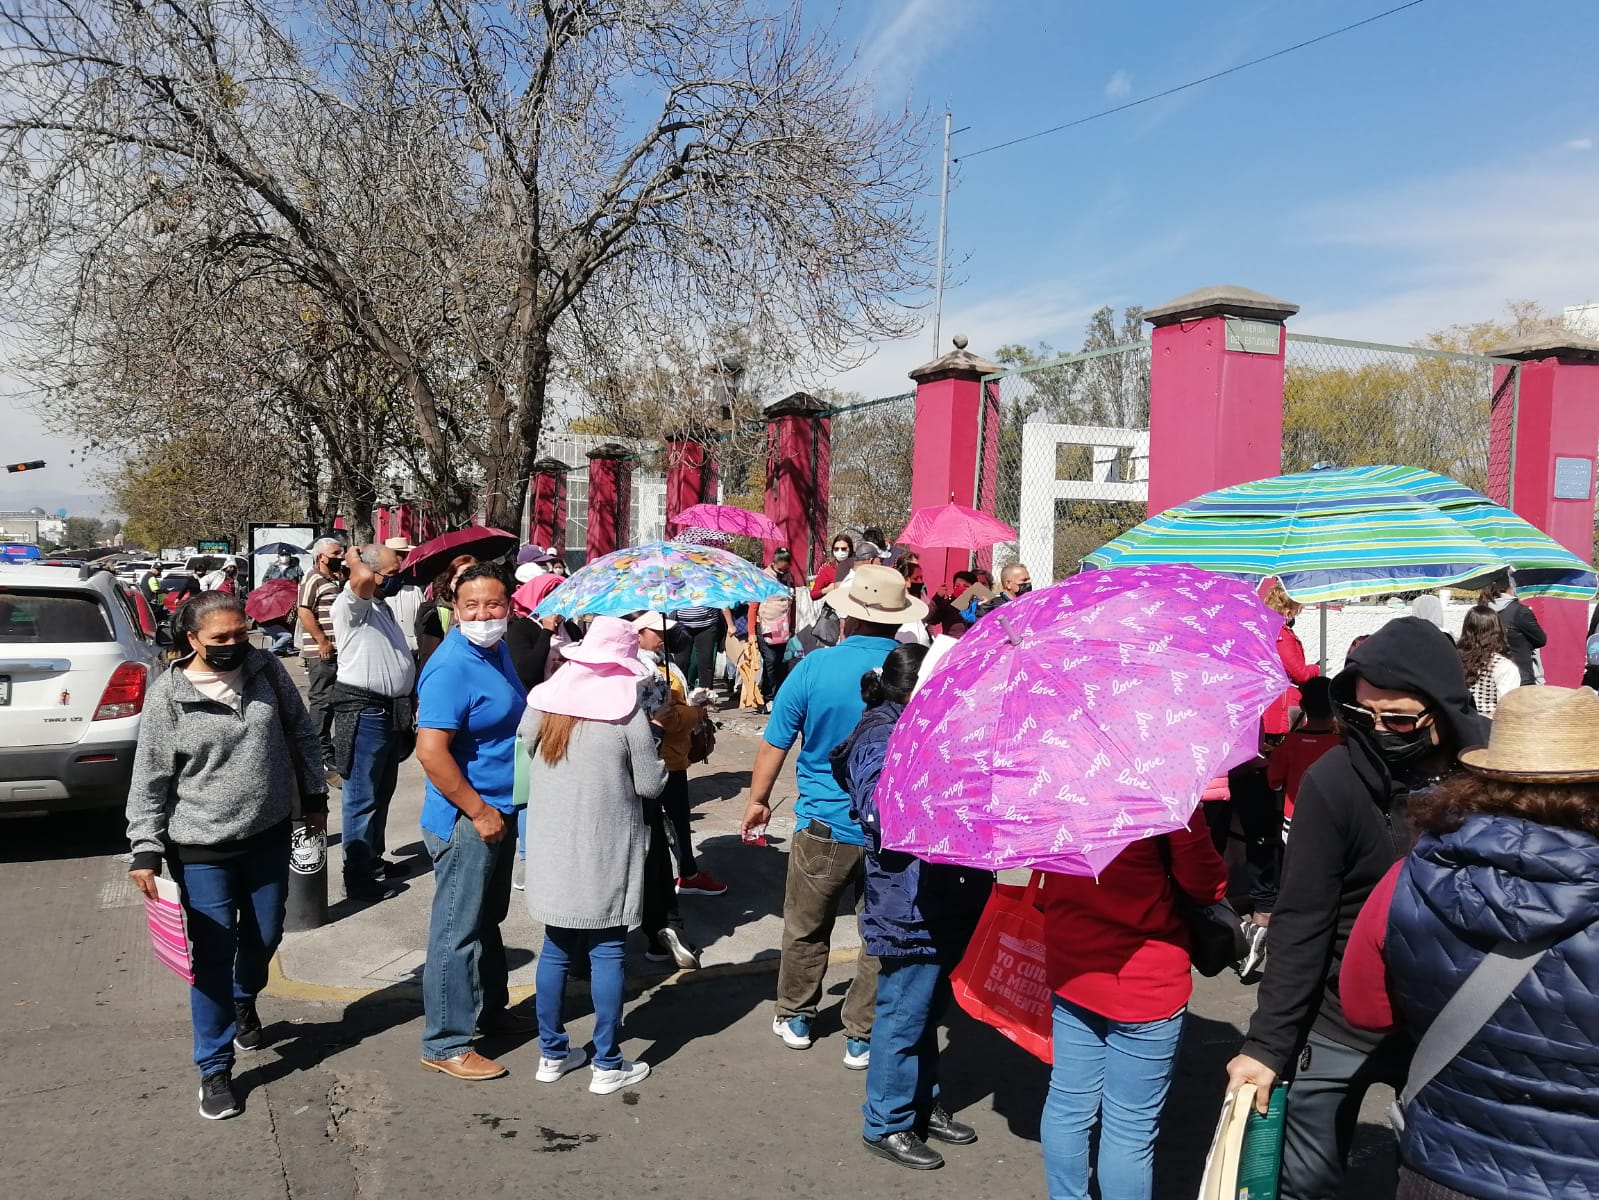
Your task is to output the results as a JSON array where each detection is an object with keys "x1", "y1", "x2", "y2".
[
  {"x1": 535, "y1": 1046, "x2": 588, "y2": 1083},
  {"x1": 771, "y1": 1014, "x2": 813, "y2": 1049},
  {"x1": 1239, "y1": 920, "x2": 1269, "y2": 982},
  {"x1": 589, "y1": 1059, "x2": 650, "y2": 1095}
]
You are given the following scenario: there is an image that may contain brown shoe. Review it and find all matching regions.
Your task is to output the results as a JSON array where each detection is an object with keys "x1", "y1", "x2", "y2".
[
  {"x1": 419, "y1": 1051, "x2": 508, "y2": 1080},
  {"x1": 477, "y1": 1007, "x2": 538, "y2": 1036}
]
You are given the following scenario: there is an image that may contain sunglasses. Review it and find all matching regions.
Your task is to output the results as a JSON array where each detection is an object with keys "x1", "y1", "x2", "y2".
[{"x1": 1339, "y1": 703, "x2": 1434, "y2": 734}]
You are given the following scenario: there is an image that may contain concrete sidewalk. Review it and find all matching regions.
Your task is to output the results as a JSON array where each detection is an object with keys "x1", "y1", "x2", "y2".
[{"x1": 273, "y1": 702, "x2": 839, "y2": 1000}]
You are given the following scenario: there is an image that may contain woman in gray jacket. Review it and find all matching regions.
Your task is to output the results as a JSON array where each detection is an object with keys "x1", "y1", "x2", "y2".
[
  {"x1": 521, "y1": 615, "x2": 666, "y2": 1095},
  {"x1": 126, "y1": 590, "x2": 327, "y2": 1121}
]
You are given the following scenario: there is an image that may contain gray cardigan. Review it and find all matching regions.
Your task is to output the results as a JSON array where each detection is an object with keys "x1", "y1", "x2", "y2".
[
  {"x1": 126, "y1": 650, "x2": 327, "y2": 871},
  {"x1": 519, "y1": 704, "x2": 667, "y2": 931}
]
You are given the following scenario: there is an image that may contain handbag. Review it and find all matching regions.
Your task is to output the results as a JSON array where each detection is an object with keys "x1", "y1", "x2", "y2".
[
  {"x1": 949, "y1": 872, "x2": 1053, "y2": 1063},
  {"x1": 800, "y1": 604, "x2": 840, "y2": 650},
  {"x1": 689, "y1": 716, "x2": 717, "y2": 764},
  {"x1": 1387, "y1": 931, "x2": 1559, "y2": 1134},
  {"x1": 1157, "y1": 835, "x2": 1248, "y2": 977}
]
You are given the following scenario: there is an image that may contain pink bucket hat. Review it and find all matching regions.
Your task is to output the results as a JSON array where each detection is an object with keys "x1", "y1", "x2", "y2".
[
  {"x1": 525, "y1": 615, "x2": 652, "y2": 722},
  {"x1": 511, "y1": 573, "x2": 562, "y2": 617}
]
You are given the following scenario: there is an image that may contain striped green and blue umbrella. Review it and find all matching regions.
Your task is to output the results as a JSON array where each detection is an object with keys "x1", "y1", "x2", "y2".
[{"x1": 1084, "y1": 465, "x2": 1596, "y2": 603}]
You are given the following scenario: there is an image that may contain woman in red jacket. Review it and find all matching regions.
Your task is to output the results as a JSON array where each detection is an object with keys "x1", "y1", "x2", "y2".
[
  {"x1": 808, "y1": 532, "x2": 855, "y2": 600},
  {"x1": 1040, "y1": 808, "x2": 1228, "y2": 1200}
]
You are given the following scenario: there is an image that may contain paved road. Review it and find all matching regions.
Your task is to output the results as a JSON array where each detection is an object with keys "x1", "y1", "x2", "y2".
[{"x1": 0, "y1": 717, "x2": 1399, "y2": 1200}]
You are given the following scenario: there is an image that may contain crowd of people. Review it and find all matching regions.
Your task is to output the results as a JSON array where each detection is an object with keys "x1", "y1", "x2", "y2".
[{"x1": 122, "y1": 533, "x2": 1597, "y2": 1200}]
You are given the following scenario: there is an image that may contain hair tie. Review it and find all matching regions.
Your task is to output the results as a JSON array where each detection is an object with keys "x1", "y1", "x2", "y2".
[{"x1": 871, "y1": 666, "x2": 883, "y2": 676}]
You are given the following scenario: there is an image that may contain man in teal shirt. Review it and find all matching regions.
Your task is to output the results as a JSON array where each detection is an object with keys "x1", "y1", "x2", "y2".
[{"x1": 742, "y1": 565, "x2": 929, "y2": 1069}]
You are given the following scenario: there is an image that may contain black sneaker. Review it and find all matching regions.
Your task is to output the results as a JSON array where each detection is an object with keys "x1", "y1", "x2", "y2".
[
  {"x1": 198, "y1": 1070, "x2": 241, "y2": 1120},
  {"x1": 345, "y1": 877, "x2": 399, "y2": 902},
  {"x1": 233, "y1": 1000, "x2": 263, "y2": 1052}
]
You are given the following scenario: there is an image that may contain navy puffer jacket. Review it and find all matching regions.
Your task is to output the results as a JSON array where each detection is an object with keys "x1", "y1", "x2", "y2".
[
  {"x1": 833, "y1": 702, "x2": 993, "y2": 960},
  {"x1": 1386, "y1": 814, "x2": 1599, "y2": 1200}
]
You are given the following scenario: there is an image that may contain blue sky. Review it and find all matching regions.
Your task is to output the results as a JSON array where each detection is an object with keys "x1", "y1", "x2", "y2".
[
  {"x1": 827, "y1": 0, "x2": 1599, "y2": 396},
  {"x1": 5, "y1": 0, "x2": 1596, "y2": 514}
]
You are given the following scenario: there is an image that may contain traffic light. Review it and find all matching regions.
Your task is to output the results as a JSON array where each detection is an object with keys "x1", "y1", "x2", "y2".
[{"x1": 5, "y1": 461, "x2": 46, "y2": 473}]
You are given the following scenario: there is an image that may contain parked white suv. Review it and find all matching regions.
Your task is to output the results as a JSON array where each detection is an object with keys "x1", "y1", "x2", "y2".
[{"x1": 0, "y1": 564, "x2": 161, "y2": 814}]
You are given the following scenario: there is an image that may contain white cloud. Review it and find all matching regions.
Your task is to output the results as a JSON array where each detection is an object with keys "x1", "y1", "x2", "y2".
[
  {"x1": 1104, "y1": 69, "x2": 1132, "y2": 99},
  {"x1": 857, "y1": 0, "x2": 970, "y2": 96},
  {"x1": 1567, "y1": 137, "x2": 1593, "y2": 151},
  {"x1": 1293, "y1": 154, "x2": 1599, "y2": 342}
]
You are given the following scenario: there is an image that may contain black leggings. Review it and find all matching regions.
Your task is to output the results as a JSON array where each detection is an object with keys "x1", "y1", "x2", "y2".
[
  {"x1": 640, "y1": 794, "x2": 684, "y2": 940},
  {"x1": 671, "y1": 622, "x2": 720, "y2": 690},
  {"x1": 659, "y1": 769, "x2": 696, "y2": 877}
]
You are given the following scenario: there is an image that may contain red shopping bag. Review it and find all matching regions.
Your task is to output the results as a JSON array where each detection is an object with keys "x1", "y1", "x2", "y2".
[{"x1": 950, "y1": 872, "x2": 1053, "y2": 1063}]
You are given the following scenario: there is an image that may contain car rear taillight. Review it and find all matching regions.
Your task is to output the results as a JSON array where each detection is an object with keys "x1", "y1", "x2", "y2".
[{"x1": 94, "y1": 661, "x2": 148, "y2": 720}]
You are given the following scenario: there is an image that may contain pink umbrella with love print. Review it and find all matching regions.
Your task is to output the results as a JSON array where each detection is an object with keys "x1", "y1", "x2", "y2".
[{"x1": 875, "y1": 564, "x2": 1289, "y2": 877}]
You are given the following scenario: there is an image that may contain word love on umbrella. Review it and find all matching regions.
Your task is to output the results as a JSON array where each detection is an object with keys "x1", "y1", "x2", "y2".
[{"x1": 876, "y1": 565, "x2": 1289, "y2": 877}]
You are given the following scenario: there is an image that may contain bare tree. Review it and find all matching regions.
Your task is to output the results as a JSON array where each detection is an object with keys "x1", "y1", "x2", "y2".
[{"x1": 1, "y1": 0, "x2": 929, "y2": 531}]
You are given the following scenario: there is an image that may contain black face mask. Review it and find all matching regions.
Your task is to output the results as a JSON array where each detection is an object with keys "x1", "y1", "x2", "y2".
[
  {"x1": 1015, "y1": 582, "x2": 1033, "y2": 595},
  {"x1": 379, "y1": 573, "x2": 405, "y2": 598},
  {"x1": 1372, "y1": 727, "x2": 1436, "y2": 776},
  {"x1": 201, "y1": 641, "x2": 250, "y2": 672}
]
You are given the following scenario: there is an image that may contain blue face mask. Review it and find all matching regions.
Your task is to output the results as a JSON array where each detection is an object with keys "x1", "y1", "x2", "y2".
[{"x1": 379, "y1": 573, "x2": 405, "y2": 598}]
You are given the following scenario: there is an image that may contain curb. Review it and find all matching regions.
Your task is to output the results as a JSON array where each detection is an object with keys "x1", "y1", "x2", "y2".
[{"x1": 265, "y1": 944, "x2": 863, "y2": 1006}]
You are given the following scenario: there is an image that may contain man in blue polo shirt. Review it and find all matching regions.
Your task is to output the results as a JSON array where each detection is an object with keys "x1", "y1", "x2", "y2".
[
  {"x1": 414, "y1": 566, "x2": 535, "y2": 1082},
  {"x1": 741, "y1": 564, "x2": 928, "y2": 1069}
]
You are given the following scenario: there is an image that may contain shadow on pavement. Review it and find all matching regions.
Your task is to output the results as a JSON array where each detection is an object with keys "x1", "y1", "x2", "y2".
[{"x1": 0, "y1": 808, "x2": 128, "y2": 863}]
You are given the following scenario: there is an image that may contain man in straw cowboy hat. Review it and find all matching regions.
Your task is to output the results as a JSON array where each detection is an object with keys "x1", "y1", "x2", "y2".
[
  {"x1": 1339, "y1": 685, "x2": 1599, "y2": 1200},
  {"x1": 1227, "y1": 616, "x2": 1490, "y2": 1200},
  {"x1": 741, "y1": 564, "x2": 929, "y2": 1069}
]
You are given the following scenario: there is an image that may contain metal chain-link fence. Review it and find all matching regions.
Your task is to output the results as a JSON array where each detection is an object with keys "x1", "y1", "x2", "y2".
[
  {"x1": 826, "y1": 391, "x2": 917, "y2": 540},
  {"x1": 1283, "y1": 333, "x2": 1519, "y2": 502},
  {"x1": 978, "y1": 341, "x2": 1152, "y2": 580}
]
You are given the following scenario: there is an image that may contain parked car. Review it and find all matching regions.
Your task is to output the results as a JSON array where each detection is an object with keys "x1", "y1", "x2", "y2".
[
  {"x1": 0, "y1": 565, "x2": 160, "y2": 814},
  {"x1": 113, "y1": 559, "x2": 158, "y2": 587}
]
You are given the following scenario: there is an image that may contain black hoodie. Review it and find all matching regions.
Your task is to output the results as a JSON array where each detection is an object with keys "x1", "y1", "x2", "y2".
[{"x1": 1240, "y1": 617, "x2": 1490, "y2": 1073}]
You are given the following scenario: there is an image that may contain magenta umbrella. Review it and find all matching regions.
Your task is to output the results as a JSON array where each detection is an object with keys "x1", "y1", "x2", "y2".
[
  {"x1": 874, "y1": 564, "x2": 1288, "y2": 877},
  {"x1": 672, "y1": 503, "x2": 784, "y2": 543},
  {"x1": 897, "y1": 502, "x2": 1017, "y2": 550},
  {"x1": 400, "y1": 525, "x2": 517, "y2": 582}
]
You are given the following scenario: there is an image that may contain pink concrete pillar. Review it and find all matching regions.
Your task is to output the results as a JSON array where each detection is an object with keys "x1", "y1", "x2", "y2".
[
  {"x1": 664, "y1": 436, "x2": 717, "y2": 535},
  {"x1": 1144, "y1": 286, "x2": 1298, "y2": 514},
  {"x1": 763, "y1": 392, "x2": 831, "y2": 573},
  {"x1": 528, "y1": 458, "x2": 568, "y2": 552},
  {"x1": 373, "y1": 506, "x2": 391, "y2": 543},
  {"x1": 909, "y1": 336, "x2": 1004, "y2": 592},
  {"x1": 1484, "y1": 329, "x2": 1599, "y2": 686},
  {"x1": 586, "y1": 443, "x2": 633, "y2": 561}
]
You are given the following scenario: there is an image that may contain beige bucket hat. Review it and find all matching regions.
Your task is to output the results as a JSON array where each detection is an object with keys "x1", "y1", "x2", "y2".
[
  {"x1": 1459, "y1": 685, "x2": 1599, "y2": 783},
  {"x1": 824, "y1": 563, "x2": 929, "y2": 626}
]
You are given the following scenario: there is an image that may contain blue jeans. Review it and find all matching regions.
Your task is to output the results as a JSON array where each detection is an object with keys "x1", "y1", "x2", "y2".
[
  {"x1": 420, "y1": 811, "x2": 517, "y2": 1059},
  {"x1": 517, "y1": 806, "x2": 526, "y2": 861},
  {"x1": 169, "y1": 830, "x2": 290, "y2": 1076},
  {"x1": 341, "y1": 706, "x2": 401, "y2": 881},
  {"x1": 1042, "y1": 995, "x2": 1185, "y2": 1200},
  {"x1": 862, "y1": 958, "x2": 950, "y2": 1139},
  {"x1": 265, "y1": 628, "x2": 294, "y2": 654},
  {"x1": 536, "y1": 926, "x2": 627, "y2": 1070}
]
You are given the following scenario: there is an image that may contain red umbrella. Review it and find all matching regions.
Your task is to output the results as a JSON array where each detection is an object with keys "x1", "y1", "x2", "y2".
[
  {"x1": 897, "y1": 502, "x2": 1017, "y2": 550},
  {"x1": 244, "y1": 577, "x2": 298, "y2": 624},
  {"x1": 400, "y1": 526, "x2": 518, "y2": 582},
  {"x1": 672, "y1": 503, "x2": 784, "y2": 543}
]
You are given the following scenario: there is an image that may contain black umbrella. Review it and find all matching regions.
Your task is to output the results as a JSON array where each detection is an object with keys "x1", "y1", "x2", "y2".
[{"x1": 253, "y1": 541, "x2": 309, "y2": 556}]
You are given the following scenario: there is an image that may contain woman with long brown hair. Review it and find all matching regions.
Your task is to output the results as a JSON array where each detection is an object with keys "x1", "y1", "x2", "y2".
[
  {"x1": 520, "y1": 615, "x2": 666, "y2": 1095},
  {"x1": 1455, "y1": 603, "x2": 1521, "y2": 718},
  {"x1": 1342, "y1": 685, "x2": 1599, "y2": 1200}
]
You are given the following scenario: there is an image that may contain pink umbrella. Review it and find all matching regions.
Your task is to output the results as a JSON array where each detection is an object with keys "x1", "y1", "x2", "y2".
[
  {"x1": 875, "y1": 564, "x2": 1288, "y2": 876},
  {"x1": 400, "y1": 525, "x2": 517, "y2": 582},
  {"x1": 897, "y1": 502, "x2": 1017, "y2": 550},
  {"x1": 672, "y1": 503, "x2": 784, "y2": 543}
]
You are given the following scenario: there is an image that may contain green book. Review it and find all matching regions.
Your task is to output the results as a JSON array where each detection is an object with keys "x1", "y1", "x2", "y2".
[{"x1": 1235, "y1": 1083, "x2": 1288, "y2": 1200}]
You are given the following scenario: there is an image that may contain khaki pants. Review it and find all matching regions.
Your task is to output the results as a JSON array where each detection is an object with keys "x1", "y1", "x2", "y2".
[{"x1": 774, "y1": 823, "x2": 881, "y2": 1040}]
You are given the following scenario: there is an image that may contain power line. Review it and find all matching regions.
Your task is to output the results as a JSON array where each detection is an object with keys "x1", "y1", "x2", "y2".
[{"x1": 957, "y1": 0, "x2": 1428, "y2": 162}]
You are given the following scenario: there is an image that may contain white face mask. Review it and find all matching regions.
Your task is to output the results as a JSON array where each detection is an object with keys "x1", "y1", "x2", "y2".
[
  {"x1": 458, "y1": 618, "x2": 508, "y2": 648},
  {"x1": 833, "y1": 549, "x2": 850, "y2": 561}
]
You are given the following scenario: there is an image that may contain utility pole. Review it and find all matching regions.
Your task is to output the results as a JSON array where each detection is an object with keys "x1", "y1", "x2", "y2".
[{"x1": 931, "y1": 110, "x2": 952, "y2": 355}]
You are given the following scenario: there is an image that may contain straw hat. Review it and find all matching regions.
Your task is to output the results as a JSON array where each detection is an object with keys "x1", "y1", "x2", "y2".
[
  {"x1": 1459, "y1": 686, "x2": 1599, "y2": 782},
  {"x1": 825, "y1": 563, "x2": 929, "y2": 625},
  {"x1": 383, "y1": 536, "x2": 414, "y2": 553},
  {"x1": 525, "y1": 615, "x2": 653, "y2": 722}
]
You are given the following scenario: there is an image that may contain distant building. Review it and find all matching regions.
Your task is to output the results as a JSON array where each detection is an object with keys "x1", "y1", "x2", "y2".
[{"x1": 0, "y1": 508, "x2": 67, "y2": 545}]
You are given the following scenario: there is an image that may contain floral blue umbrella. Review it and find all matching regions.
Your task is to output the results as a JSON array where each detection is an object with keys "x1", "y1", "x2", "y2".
[{"x1": 534, "y1": 540, "x2": 785, "y2": 618}]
